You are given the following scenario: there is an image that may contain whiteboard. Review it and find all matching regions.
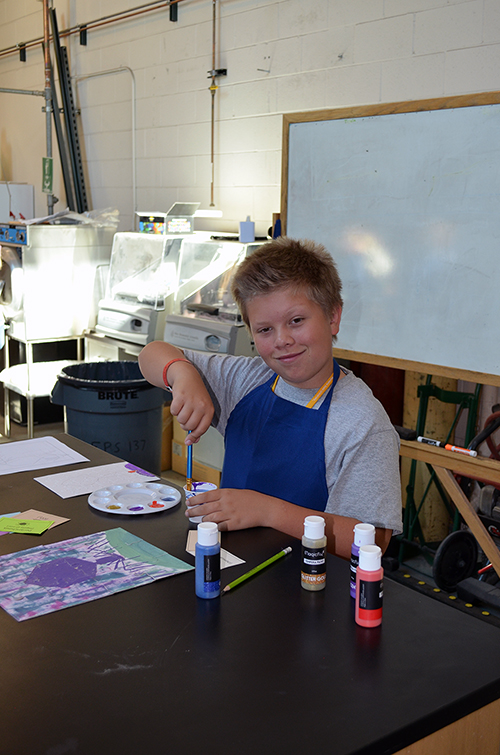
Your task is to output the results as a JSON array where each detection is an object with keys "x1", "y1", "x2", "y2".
[{"x1": 283, "y1": 94, "x2": 500, "y2": 385}]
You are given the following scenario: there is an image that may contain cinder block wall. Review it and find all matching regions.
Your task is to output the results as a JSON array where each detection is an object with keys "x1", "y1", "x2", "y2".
[{"x1": 0, "y1": 0, "x2": 499, "y2": 233}]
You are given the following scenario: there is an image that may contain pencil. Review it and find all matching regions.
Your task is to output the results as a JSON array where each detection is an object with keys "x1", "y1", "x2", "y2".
[{"x1": 222, "y1": 546, "x2": 292, "y2": 594}]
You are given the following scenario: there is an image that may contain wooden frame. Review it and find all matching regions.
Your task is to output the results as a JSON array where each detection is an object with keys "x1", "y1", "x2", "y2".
[{"x1": 400, "y1": 441, "x2": 500, "y2": 577}]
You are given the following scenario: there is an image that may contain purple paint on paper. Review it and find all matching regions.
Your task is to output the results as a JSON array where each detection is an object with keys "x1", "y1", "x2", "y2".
[
  {"x1": 26, "y1": 557, "x2": 97, "y2": 587},
  {"x1": 94, "y1": 554, "x2": 126, "y2": 569},
  {"x1": 124, "y1": 463, "x2": 155, "y2": 477},
  {"x1": 26, "y1": 552, "x2": 127, "y2": 587}
]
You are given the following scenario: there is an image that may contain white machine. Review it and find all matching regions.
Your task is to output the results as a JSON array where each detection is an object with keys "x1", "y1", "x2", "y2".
[
  {"x1": 95, "y1": 232, "x2": 187, "y2": 344},
  {"x1": 0, "y1": 224, "x2": 115, "y2": 341},
  {"x1": 0, "y1": 222, "x2": 116, "y2": 437},
  {"x1": 95, "y1": 232, "x2": 258, "y2": 349},
  {"x1": 164, "y1": 314, "x2": 255, "y2": 357}
]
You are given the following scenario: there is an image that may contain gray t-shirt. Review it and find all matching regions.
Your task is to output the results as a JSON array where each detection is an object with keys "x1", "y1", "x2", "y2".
[{"x1": 185, "y1": 350, "x2": 402, "y2": 534}]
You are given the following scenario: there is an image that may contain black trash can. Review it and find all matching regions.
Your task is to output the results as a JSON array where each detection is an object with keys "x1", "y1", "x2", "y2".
[{"x1": 51, "y1": 361, "x2": 166, "y2": 475}]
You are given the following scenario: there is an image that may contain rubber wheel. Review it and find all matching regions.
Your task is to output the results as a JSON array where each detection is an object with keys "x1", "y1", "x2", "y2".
[{"x1": 432, "y1": 531, "x2": 478, "y2": 592}]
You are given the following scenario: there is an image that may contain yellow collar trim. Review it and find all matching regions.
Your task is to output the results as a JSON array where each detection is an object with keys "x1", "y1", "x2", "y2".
[{"x1": 271, "y1": 373, "x2": 334, "y2": 408}]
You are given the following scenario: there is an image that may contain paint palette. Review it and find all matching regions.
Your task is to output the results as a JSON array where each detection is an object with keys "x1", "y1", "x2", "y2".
[{"x1": 88, "y1": 482, "x2": 181, "y2": 516}]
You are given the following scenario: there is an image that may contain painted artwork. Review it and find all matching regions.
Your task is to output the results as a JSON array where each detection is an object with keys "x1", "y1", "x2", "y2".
[{"x1": 0, "y1": 528, "x2": 193, "y2": 621}]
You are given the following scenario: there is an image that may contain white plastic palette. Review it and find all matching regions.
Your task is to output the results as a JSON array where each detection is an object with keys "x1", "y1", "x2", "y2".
[{"x1": 88, "y1": 482, "x2": 181, "y2": 515}]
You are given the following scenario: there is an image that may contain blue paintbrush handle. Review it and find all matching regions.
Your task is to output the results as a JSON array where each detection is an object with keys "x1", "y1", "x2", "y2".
[{"x1": 186, "y1": 433, "x2": 193, "y2": 481}]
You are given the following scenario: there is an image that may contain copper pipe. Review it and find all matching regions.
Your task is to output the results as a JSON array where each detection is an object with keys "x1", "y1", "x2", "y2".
[
  {"x1": 43, "y1": 0, "x2": 51, "y2": 90},
  {"x1": 209, "y1": 0, "x2": 217, "y2": 206},
  {"x1": 0, "y1": 0, "x2": 184, "y2": 60}
]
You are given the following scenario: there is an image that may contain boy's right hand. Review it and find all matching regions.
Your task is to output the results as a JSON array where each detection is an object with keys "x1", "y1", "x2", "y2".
[
  {"x1": 138, "y1": 341, "x2": 214, "y2": 442},
  {"x1": 168, "y1": 363, "x2": 214, "y2": 442}
]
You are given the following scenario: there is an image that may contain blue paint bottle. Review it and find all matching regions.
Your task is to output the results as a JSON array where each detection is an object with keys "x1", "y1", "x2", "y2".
[
  {"x1": 195, "y1": 522, "x2": 220, "y2": 599},
  {"x1": 350, "y1": 523, "x2": 375, "y2": 599}
]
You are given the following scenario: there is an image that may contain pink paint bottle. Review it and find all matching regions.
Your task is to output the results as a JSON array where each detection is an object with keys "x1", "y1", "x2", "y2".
[{"x1": 355, "y1": 544, "x2": 383, "y2": 628}]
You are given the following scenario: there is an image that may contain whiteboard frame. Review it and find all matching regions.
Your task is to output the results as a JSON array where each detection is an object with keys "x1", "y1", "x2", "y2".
[{"x1": 281, "y1": 92, "x2": 500, "y2": 386}]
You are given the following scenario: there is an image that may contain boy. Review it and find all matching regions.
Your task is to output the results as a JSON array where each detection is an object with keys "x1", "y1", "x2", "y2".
[{"x1": 139, "y1": 237, "x2": 402, "y2": 558}]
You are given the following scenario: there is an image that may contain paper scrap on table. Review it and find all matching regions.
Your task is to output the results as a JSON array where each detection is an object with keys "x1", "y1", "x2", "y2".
[
  {"x1": 35, "y1": 461, "x2": 159, "y2": 499},
  {"x1": 186, "y1": 530, "x2": 245, "y2": 569},
  {"x1": 0, "y1": 436, "x2": 89, "y2": 476},
  {"x1": 0, "y1": 517, "x2": 54, "y2": 535},
  {"x1": 0, "y1": 527, "x2": 193, "y2": 622},
  {"x1": 0, "y1": 512, "x2": 21, "y2": 536},
  {"x1": 0, "y1": 510, "x2": 67, "y2": 536},
  {"x1": 14, "y1": 509, "x2": 69, "y2": 530}
]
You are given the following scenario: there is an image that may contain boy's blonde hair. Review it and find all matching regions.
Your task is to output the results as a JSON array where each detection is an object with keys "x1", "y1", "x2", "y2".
[{"x1": 231, "y1": 237, "x2": 343, "y2": 326}]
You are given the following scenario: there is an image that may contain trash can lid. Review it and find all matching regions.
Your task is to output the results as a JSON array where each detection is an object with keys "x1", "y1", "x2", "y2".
[{"x1": 57, "y1": 361, "x2": 151, "y2": 390}]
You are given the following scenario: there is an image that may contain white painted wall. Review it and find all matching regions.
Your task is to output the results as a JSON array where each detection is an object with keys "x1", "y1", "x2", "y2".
[{"x1": 0, "y1": 0, "x2": 499, "y2": 233}]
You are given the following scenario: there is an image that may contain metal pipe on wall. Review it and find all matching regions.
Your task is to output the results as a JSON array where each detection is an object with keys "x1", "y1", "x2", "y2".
[
  {"x1": 43, "y1": 0, "x2": 54, "y2": 215},
  {"x1": 0, "y1": 1, "x2": 185, "y2": 60},
  {"x1": 209, "y1": 0, "x2": 217, "y2": 207},
  {"x1": 0, "y1": 87, "x2": 44, "y2": 96}
]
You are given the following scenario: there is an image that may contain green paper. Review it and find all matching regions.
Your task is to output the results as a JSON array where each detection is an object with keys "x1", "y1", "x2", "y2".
[{"x1": 0, "y1": 518, "x2": 54, "y2": 535}]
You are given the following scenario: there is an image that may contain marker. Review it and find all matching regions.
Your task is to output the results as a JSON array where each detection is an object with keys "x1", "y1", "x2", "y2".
[
  {"x1": 417, "y1": 436, "x2": 477, "y2": 458},
  {"x1": 478, "y1": 563, "x2": 493, "y2": 575},
  {"x1": 222, "y1": 546, "x2": 292, "y2": 594},
  {"x1": 186, "y1": 432, "x2": 193, "y2": 491}
]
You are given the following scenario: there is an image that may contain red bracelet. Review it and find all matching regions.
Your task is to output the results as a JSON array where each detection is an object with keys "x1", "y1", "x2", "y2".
[{"x1": 162, "y1": 358, "x2": 192, "y2": 389}]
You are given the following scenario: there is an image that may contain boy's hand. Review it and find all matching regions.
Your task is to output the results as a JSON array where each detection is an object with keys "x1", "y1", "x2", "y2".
[
  {"x1": 138, "y1": 341, "x2": 214, "y2": 441},
  {"x1": 169, "y1": 367, "x2": 214, "y2": 442},
  {"x1": 184, "y1": 488, "x2": 276, "y2": 530}
]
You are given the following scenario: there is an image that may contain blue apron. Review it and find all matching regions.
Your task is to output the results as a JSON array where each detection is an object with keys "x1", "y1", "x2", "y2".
[{"x1": 220, "y1": 360, "x2": 340, "y2": 511}]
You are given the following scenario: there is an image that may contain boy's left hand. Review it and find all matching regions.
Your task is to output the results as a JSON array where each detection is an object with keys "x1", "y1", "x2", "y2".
[{"x1": 184, "y1": 488, "x2": 276, "y2": 531}]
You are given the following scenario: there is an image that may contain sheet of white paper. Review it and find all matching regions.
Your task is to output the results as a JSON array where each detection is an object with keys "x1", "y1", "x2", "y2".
[
  {"x1": 0, "y1": 436, "x2": 89, "y2": 476},
  {"x1": 186, "y1": 530, "x2": 245, "y2": 569},
  {"x1": 35, "y1": 461, "x2": 159, "y2": 499}
]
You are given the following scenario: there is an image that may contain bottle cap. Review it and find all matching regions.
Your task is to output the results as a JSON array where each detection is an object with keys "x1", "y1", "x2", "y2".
[
  {"x1": 304, "y1": 515, "x2": 325, "y2": 540},
  {"x1": 353, "y1": 522, "x2": 376, "y2": 547},
  {"x1": 197, "y1": 521, "x2": 219, "y2": 546},
  {"x1": 358, "y1": 544, "x2": 382, "y2": 571}
]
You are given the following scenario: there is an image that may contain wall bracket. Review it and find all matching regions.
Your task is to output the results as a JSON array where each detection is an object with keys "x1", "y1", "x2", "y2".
[{"x1": 207, "y1": 68, "x2": 227, "y2": 78}]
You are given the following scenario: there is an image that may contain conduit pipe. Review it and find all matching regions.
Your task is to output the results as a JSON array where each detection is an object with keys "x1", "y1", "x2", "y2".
[{"x1": 0, "y1": 87, "x2": 44, "y2": 96}]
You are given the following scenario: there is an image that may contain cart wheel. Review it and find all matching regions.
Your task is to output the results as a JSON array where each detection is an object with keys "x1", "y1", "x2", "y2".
[{"x1": 432, "y1": 531, "x2": 478, "y2": 592}]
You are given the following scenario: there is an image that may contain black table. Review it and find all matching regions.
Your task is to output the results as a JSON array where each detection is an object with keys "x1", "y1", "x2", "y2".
[{"x1": 2, "y1": 434, "x2": 500, "y2": 755}]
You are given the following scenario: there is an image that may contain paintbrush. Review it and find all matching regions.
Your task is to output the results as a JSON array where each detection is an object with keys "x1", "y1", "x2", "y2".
[{"x1": 186, "y1": 432, "x2": 193, "y2": 491}]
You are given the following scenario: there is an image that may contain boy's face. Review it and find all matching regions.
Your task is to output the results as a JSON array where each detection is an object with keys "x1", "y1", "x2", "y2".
[{"x1": 246, "y1": 286, "x2": 341, "y2": 390}]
